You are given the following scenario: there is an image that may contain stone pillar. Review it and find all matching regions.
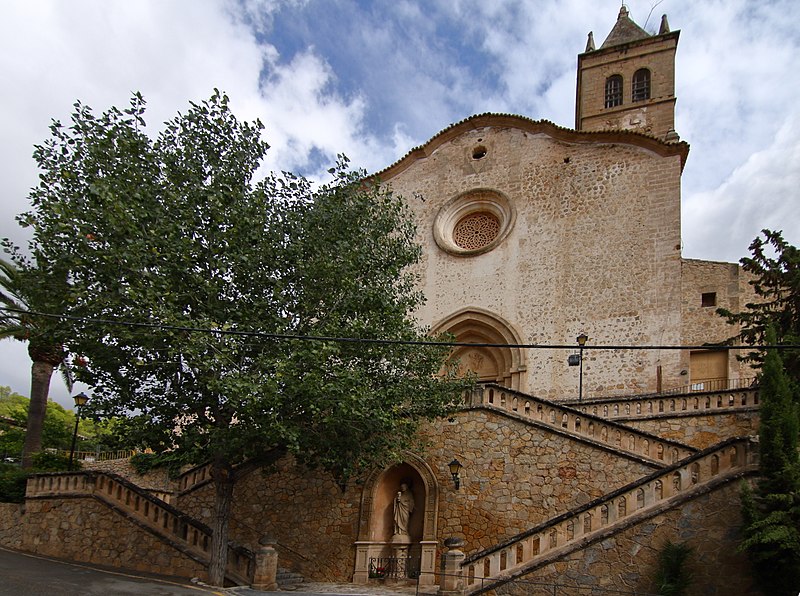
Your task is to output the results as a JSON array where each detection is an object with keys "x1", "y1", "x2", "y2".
[
  {"x1": 251, "y1": 536, "x2": 278, "y2": 591},
  {"x1": 439, "y1": 537, "x2": 465, "y2": 596}
]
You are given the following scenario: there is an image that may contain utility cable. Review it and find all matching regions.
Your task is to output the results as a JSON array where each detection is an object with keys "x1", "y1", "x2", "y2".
[{"x1": 1, "y1": 306, "x2": 797, "y2": 351}]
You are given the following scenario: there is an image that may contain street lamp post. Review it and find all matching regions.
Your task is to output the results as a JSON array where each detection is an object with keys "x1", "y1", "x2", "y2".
[
  {"x1": 576, "y1": 333, "x2": 588, "y2": 402},
  {"x1": 69, "y1": 392, "x2": 89, "y2": 470}
]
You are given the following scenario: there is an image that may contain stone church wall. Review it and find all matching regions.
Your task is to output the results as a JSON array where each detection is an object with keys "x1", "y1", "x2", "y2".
[{"x1": 386, "y1": 123, "x2": 686, "y2": 400}]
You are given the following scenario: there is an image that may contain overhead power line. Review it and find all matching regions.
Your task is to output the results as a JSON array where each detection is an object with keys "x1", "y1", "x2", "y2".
[{"x1": 1, "y1": 306, "x2": 797, "y2": 351}]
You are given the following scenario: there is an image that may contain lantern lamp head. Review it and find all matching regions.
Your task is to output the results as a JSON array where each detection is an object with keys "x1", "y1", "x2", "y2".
[{"x1": 448, "y1": 458, "x2": 462, "y2": 490}]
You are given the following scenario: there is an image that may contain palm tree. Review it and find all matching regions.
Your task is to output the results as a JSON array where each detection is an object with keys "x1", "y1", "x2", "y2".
[{"x1": 0, "y1": 258, "x2": 71, "y2": 468}]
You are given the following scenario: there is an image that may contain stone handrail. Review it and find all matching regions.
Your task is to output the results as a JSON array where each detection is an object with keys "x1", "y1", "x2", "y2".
[
  {"x1": 26, "y1": 471, "x2": 254, "y2": 585},
  {"x1": 571, "y1": 388, "x2": 759, "y2": 421},
  {"x1": 61, "y1": 449, "x2": 138, "y2": 462},
  {"x1": 468, "y1": 384, "x2": 696, "y2": 465},
  {"x1": 460, "y1": 436, "x2": 757, "y2": 594},
  {"x1": 177, "y1": 462, "x2": 214, "y2": 493}
]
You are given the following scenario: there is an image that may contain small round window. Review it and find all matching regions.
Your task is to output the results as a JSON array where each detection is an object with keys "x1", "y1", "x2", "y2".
[{"x1": 433, "y1": 189, "x2": 515, "y2": 256}]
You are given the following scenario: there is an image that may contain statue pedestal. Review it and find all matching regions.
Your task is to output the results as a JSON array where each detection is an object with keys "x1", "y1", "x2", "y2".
[{"x1": 388, "y1": 534, "x2": 412, "y2": 582}]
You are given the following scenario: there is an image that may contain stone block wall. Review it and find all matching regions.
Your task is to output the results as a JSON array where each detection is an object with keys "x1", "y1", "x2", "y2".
[
  {"x1": 178, "y1": 456, "x2": 359, "y2": 582},
  {"x1": 421, "y1": 410, "x2": 657, "y2": 552},
  {"x1": 0, "y1": 503, "x2": 24, "y2": 549},
  {"x1": 679, "y1": 258, "x2": 753, "y2": 384},
  {"x1": 386, "y1": 120, "x2": 687, "y2": 400},
  {"x1": 493, "y1": 480, "x2": 759, "y2": 596},
  {"x1": 625, "y1": 411, "x2": 759, "y2": 450},
  {"x1": 178, "y1": 407, "x2": 659, "y2": 581},
  {"x1": 15, "y1": 496, "x2": 209, "y2": 581},
  {"x1": 81, "y1": 458, "x2": 174, "y2": 493}
]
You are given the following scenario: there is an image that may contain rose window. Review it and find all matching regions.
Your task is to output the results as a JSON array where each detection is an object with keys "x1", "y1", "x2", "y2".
[
  {"x1": 433, "y1": 189, "x2": 515, "y2": 256},
  {"x1": 452, "y1": 212, "x2": 501, "y2": 251}
]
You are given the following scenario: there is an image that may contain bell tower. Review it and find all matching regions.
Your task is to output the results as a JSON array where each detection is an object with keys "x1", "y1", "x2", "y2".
[{"x1": 575, "y1": 6, "x2": 680, "y2": 141}]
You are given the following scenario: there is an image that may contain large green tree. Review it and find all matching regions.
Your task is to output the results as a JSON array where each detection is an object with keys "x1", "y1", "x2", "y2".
[
  {"x1": 0, "y1": 386, "x2": 75, "y2": 458},
  {"x1": 0, "y1": 258, "x2": 73, "y2": 467},
  {"x1": 718, "y1": 229, "x2": 800, "y2": 385},
  {"x1": 739, "y1": 327, "x2": 800, "y2": 595},
  {"x1": 10, "y1": 92, "x2": 467, "y2": 585}
]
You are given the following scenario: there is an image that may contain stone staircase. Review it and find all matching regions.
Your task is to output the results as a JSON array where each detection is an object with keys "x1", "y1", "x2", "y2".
[
  {"x1": 566, "y1": 385, "x2": 759, "y2": 423},
  {"x1": 277, "y1": 566, "x2": 306, "y2": 590},
  {"x1": 458, "y1": 435, "x2": 758, "y2": 595},
  {"x1": 25, "y1": 470, "x2": 255, "y2": 586},
  {"x1": 465, "y1": 384, "x2": 698, "y2": 466}
]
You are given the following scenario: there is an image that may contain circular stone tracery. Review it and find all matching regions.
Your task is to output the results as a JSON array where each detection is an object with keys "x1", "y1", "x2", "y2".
[
  {"x1": 433, "y1": 189, "x2": 515, "y2": 256},
  {"x1": 453, "y1": 212, "x2": 501, "y2": 250}
]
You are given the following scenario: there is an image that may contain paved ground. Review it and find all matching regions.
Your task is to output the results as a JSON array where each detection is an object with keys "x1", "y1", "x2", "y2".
[
  {"x1": 0, "y1": 546, "x2": 433, "y2": 595},
  {"x1": 0, "y1": 546, "x2": 222, "y2": 595}
]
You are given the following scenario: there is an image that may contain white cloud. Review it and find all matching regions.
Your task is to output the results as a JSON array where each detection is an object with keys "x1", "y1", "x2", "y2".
[
  {"x1": 683, "y1": 112, "x2": 800, "y2": 261},
  {"x1": 1, "y1": 0, "x2": 799, "y2": 407}
]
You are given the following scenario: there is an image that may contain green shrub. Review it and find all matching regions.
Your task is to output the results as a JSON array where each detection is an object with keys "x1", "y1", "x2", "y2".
[
  {"x1": 129, "y1": 452, "x2": 184, "y2": 477},
  {"x1": 31, "y1": 451, "x2": 74, "y2": 472},
  {"x1": 0, "y1": 464, "x2": 29, "y2": 503},
  {"x1": 655, "y1": 540, "x2": 694, "y2": 596}
]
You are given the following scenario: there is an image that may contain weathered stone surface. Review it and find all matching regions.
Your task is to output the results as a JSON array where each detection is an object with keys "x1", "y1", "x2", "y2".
[
  {"x1": 4, "y1": 496, "x2": 208, "y2": 581},
  {"x1": 493, "y1": 482, "x2": 759, "y2": 596}
]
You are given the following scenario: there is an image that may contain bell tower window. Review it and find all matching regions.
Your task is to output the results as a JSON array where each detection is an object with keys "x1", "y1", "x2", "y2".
[
  {"x1": 632, "y1": 68, "x2": 651, "y2": 102},
  {"x1": 604, "y1": 75, "x2": 623, "y2": 108}
]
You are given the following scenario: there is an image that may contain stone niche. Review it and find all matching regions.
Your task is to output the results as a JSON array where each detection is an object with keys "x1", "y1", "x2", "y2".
[{"x1": 353, "y1": 457, "x2": 439, "y2": 586}]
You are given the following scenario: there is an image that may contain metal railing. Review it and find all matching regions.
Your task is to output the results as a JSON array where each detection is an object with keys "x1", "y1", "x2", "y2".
[{"x1": 369, "y1": 556, "x2": 420, "y2": 580}]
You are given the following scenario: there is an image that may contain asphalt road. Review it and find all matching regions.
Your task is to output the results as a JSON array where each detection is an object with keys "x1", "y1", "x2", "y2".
[
  {"x1": 0, "y1": 547, "x2": 423, "y2": 595},
  {"x1": 0, "y1": 546, "x2": 224, "y2": 595}
]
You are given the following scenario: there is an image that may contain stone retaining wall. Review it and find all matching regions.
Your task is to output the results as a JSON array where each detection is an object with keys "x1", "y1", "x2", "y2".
[
  {"x1": 624, "y1": 411, "x2": 759, "y2": 449},
  {"x1": 178, "y1": 408, "x2": 659, "y2": 582},
  {"x1": 0, "y1": 503, "x2": 24, "y2": 549},
  {"x1": 492, "y1": 480, "x2": 758, "y2": 596},
  {"x1": 81, "y1": 459, "x2": 174, "y2": 493},
  {"x1": 16, "y1": 496, "x2": 209, "y2": 581}
]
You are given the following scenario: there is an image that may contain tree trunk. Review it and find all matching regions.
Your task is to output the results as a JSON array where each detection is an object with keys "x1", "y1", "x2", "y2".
[
  {"x1": 21, "y1": 359, "x2": 55, "y2": 468},
  {"x1": 208, "y1": 459, "x2": 236, "y2": 586}
]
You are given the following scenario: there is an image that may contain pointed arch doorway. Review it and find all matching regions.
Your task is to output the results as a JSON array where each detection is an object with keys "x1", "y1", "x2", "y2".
[
  {"x1": 433, "y1": 307, "x2": 527, "y2": 391},
  {"x1": 353, "y1": 455, "x2": 439, "y2": 586}
]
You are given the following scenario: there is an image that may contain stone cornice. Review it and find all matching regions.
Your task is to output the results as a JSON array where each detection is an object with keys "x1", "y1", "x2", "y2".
[{"x1": 374, "y1": 113, "x2": 690, "y2": 181}]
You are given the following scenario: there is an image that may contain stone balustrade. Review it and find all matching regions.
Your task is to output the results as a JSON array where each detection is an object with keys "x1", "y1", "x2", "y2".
[
  {"x1": 573, "y1": 388, "x2": 759, "y2": 421},
  {"x1": 177, "y1": 462, "x2": 213, "y2": 493},
  {"x1": 26, "y1": 471, "x2": 254, "y2": 585},
  {"x1": 467, "y1": 385, "x2": 696, "y2": 464},
  {"x1": 460, "y1": 436, "x2": 757, "y2": 594}
]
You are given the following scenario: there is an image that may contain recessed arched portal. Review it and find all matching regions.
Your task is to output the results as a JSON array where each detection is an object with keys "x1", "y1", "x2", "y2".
[
  {"x1": 353, "y1": 454, "x2": 439, "y2": 586},
  {"x1": 432, "y1": 307, "x2": 527, "y2": 391}
]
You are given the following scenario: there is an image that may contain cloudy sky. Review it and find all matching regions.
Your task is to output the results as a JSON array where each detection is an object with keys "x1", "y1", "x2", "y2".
[{"x1": 1, "y1": 0, "x2": 798, "y2": 409}]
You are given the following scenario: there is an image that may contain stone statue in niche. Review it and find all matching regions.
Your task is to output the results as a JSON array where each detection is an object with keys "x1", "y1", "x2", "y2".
[{"x1": 393, "y1": 482, "x2": 415, "y2": 536}]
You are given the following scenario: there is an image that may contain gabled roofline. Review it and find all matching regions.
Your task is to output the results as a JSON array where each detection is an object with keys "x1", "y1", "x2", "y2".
[{"x1": 374, "y1": 113, "x2": 690, "y2": 181}]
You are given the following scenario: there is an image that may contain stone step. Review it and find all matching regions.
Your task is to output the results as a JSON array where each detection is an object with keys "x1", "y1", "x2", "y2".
[{"x1": 277, "y1": 568, "x2": 305, "y2": 588}]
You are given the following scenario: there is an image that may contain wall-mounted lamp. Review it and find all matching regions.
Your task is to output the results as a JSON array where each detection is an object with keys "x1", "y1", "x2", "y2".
[{"x1": 448, "y1": 458, "x2": 462, "y2": 490}]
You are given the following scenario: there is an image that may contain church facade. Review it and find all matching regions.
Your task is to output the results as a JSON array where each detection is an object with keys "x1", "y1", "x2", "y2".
[
  {"x1": 382, "y1": 5, "x2": 748, "y2": 402},
  {"x1": 1, "y1": 7, "x2": 762, "y2": 595}
]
